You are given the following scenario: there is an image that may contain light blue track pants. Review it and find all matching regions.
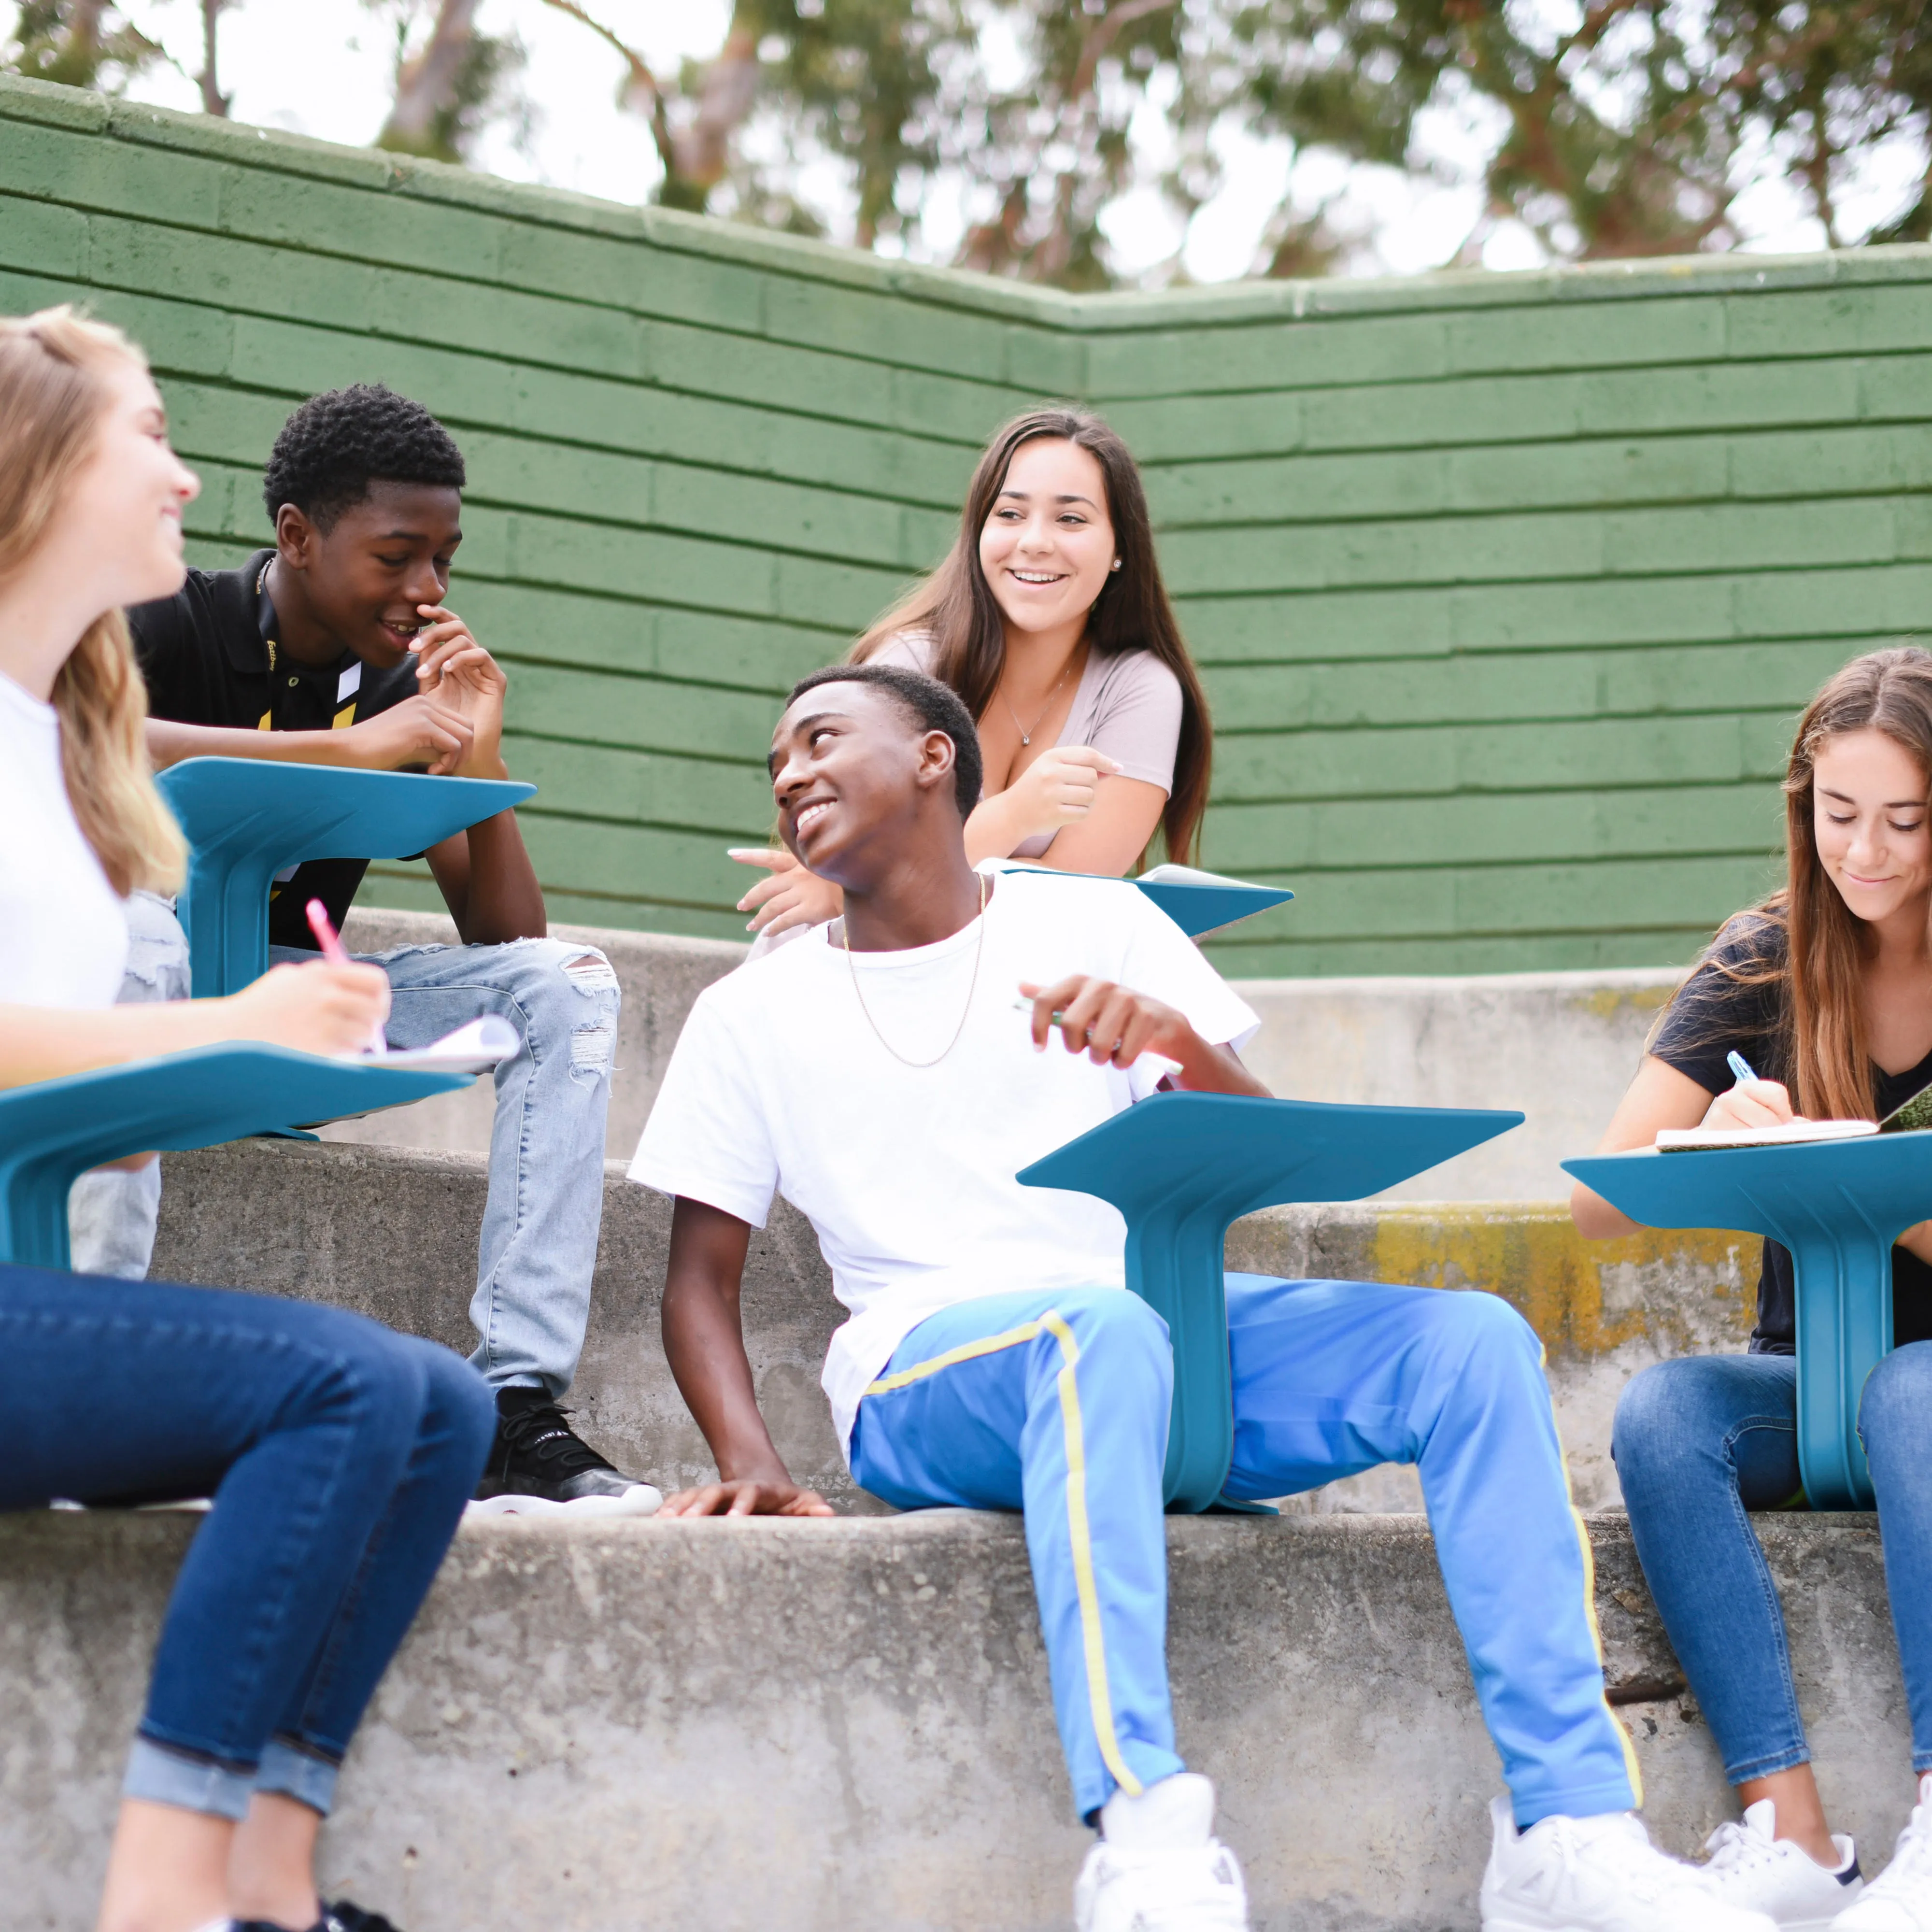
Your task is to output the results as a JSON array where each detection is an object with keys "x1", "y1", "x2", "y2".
[{"x1": 849, "y1": 1275, "x2": 1640, "y2": 1825}]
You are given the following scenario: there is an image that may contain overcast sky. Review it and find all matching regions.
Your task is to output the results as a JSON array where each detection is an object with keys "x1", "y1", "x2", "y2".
[{"x1": 6, "y1": 0, "x2": 1924, "y2": 284}]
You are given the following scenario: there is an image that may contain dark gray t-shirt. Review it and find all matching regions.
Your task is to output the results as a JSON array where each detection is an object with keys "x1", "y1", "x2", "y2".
[{"x1": 1651, "y1": 917, "x2": 1932, "y2": 1350}]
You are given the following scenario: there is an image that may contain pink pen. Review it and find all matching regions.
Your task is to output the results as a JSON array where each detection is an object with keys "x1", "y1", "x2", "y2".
[{"x1": 305, "y1": 898, "x2": 387, "y2": 1053}]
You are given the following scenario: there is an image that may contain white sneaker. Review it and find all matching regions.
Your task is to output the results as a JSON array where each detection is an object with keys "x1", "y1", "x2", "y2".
[
  {"x1": 1701, "y1": 1799, "x2": 1861, "y2": 1928},
  {"x1": 1836, "y1": 1776, "x2": 1932, "y2": 1930},
  {"x1": 1074, "y1": 1773, "x2": 1249, "y2": 1931},
  {"x1": 1481, "y1": 1798, "x2": 1780, "y2": 1931}
]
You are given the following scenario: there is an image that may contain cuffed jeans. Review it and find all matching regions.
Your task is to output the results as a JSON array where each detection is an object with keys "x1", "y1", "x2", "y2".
[
  {"x1": 851, "y1": 1276, "x2": 1639, "y2": 1826},
  {"x1": 272, "y1": 937, "x2": 620, "y2": 1395},
  {"x1": 0, "y1": 1264, "x2": 493, "y2": 1818},
  {"x1": 66, "y1": 890, "x2": 194, "y2": 1279},
  {"x1": 1612, "y1": 1345, "x2": 1932, "y2": 1781}
]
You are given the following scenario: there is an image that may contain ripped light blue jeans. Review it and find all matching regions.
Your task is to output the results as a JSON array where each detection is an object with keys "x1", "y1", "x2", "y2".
[
  {"x1": 68, "y1": 890, "x2": 195, "y2": 1279},
  {"x1": 270, "y1": 937, "x2": 620, "y2": 1396}
]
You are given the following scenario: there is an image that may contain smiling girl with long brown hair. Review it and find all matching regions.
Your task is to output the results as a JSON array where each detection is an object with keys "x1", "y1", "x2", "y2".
[{"x1": 733, "y1": 406, "x2": 1213, "y2": 938}]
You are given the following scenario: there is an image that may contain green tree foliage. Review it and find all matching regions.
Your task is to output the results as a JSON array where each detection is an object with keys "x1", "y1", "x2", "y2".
[
  {"x1": 3, "y1": 0, "x2": 162, "y2": 93},
  {"x1": 371, "y1": 0, "x2": 526, "y2": 165},
  {"x1": 1191, "y1": 1, "x2": 1932, "y2": 271}
]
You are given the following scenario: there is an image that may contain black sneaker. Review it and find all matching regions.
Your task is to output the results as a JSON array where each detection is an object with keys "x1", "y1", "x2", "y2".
[
  {"x1": 231, "y1": 1905, "x2": 401, "y2": 1932},
  {"x1": 326, "y1": 1903, "x2": 405, "y2": 1932},
  {"x1": 467, "y1": 1387, "x2": 663, "y2": 1519}
]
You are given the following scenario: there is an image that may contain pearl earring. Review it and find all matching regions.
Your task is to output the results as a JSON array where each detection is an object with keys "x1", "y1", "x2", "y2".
[{"x1": 1109, "y1": 557, "x2": 1122, "y2": 571}]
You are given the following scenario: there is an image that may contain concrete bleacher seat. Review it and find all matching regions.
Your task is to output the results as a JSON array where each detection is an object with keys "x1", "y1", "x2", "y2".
[{"x1": 8, "y1": 915, "x2": 1906, "y2": 1930}]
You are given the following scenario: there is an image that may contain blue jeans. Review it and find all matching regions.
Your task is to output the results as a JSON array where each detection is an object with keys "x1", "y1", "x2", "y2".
[
  {"x1": 272, "y1": 937, "x2": 621, "y2": 1395},
  {"x1": 0, "y1": 1264, "x2": 493, "y2": 1818},
  {"x1": 1612, "y1": 1345, "x2": 1932, "y2": 1780},
  {"x1": 852, "y1": 1276, "x2": 1639, "y2": 1825}
]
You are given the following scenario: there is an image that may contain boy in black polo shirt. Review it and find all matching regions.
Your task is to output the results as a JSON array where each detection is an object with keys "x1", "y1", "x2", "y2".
[{"x1": 131, "y1": 384, "x2": 659, "y2": 1518}]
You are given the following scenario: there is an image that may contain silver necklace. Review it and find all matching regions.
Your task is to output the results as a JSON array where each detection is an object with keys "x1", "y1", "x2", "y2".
[
  {"x1": 1001, "y1": 648, "x2": 1082, "y2": 747},
  {"x1": 841, "y1": 872, "x2": 988, "y2": 1068}
]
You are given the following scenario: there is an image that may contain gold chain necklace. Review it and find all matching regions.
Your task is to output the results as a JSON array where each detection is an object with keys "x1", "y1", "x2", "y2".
[
  {"x1": 841, "y1": 872, "x2": 988, "y2": 1068},
  {"x1": 1001, "y1": 647, "x2": 1082, "y2": 748}
]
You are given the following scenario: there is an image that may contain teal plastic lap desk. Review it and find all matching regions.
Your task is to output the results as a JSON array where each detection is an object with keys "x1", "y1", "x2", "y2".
[
  {"x1": 1564, "y1": 1134, "x2": 1932, "y2": 1509},
  {"x1": 1020, "y1": 1093, "x2": 1523, "y2": 1513},
  {"x1": 157, "y1": 759, "x2": 534, "y2": 997},
  {"x1": 0, "y1": 1045, "x2": 467, "y2": 1271},
  {"x1": 1130, "y1": 878, "x2": 1293, "y2": 938}
]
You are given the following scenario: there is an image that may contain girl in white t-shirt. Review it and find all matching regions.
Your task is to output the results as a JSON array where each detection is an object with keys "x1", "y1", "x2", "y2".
[
  {"x1": 0, "y1": 308, "x2": 493, "y2": 1932},
  {"x1": 732, "y1": 406, "x2": 1215, "y2": 938}
]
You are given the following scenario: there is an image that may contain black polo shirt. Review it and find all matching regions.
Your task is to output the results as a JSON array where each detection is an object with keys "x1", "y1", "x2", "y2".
[{"x1": 129, "y1": 549, "x2": 423, "y2": 949}]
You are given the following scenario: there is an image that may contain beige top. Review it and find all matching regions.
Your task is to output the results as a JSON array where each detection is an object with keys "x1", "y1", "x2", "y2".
[{"x1": 873, "y1": 632, "x2": 1184, "y2": 858}]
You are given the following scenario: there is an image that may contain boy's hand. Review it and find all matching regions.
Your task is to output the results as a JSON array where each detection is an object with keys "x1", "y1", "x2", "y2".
[
  {"x1": 411, "y1": 604, "x2": 507, "y2": 777},
  {"x1": 1019, "y1": 974, "x2": 1200, "y2": 1069},
  {"x1": 343, "y1": 693, "x2": 477, "y2": 774},
  {"x1": 657, "y1": 1477, "x2": 835, "y2": 1518}
]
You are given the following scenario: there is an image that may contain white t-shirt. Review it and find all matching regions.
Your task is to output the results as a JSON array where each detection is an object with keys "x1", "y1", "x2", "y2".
[
  {"x1": 629, "y1": 868, "x2": 1259, "y2": 1456},
  {"x1": 0, "y1": 672, "x2": 128, "y2": 1007}
]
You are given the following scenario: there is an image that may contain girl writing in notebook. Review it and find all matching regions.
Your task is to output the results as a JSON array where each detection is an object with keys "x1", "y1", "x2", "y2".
[
  {"x1": 730, "y1": 407, "x2": 1213, "y2": 938},
  {"x1": 0, "y1": 306, "x2": 492, "y2": 1932},
  {"x1": 1571, "y1": 647, "x2": 1932, "y2": 1930}
]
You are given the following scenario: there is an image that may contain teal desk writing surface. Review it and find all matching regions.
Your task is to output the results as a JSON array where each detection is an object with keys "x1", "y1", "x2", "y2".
[
  {"x1": 1131, "y1": 877, "x2": 1292, "y2": 938},
  {"x1": 1564, "y1": 1134, "x2": 1932, "y2": 1508},
  {"x1": 157, "y1": 759, "x2": 534, "y2": 997},
  {"x1": 0, "y1": 1045, "x2": 468, "y2": 1271},
  {"x1": 1020, "y1": 1093, "x2": 1523, "y2": 1512},
  {"x1": 993, "y1": 864, "x2": 1292, "y2": 938}
]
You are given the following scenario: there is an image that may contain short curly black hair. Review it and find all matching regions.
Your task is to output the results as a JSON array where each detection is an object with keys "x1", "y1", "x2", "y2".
[
  {"x1": 785, "y1": 663, "x2": 983, "y2": 819},
  {"x1": 261, "y1": 383, "x2": 466, "y2": 530}
]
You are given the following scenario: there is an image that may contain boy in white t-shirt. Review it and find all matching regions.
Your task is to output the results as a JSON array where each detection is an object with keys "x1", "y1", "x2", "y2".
[{"x1": 630, "y1": 665, "x2": 1773, "y2": 1932}]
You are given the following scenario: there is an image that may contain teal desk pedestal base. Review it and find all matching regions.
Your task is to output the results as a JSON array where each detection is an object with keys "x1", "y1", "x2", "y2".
[
  {"x1": 157, "y1": 759, "x2": 535, "y2": 998},
  {"x1": 0, "y1": 1046, "x2": 468, "y2": 1270},
  {"x1": 1020, "y1": 1093, "x2": 1524, "y2": 1513},
  {"x1": 1564, "y1": 1135, "x2": 1932, "y2": 1510}
]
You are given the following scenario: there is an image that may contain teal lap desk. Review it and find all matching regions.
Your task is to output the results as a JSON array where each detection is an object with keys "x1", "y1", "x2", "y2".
[
  {"x1": 0, "y1": 1044, "x2": 468, "y2": 1270},
  {"x1": 1564, "y1": 1135, "x2": 1932, "y2": 1509},
  {"x1": 1019, "y1": 1094, "x2": 1523, "y2": 1513},
  {"x1": 157, "y1": 758, "x2": 535, "y2": 998}
]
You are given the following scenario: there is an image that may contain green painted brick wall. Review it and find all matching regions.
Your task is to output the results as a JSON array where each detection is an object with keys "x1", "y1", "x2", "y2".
[{"x1": 4, "y1": 72, "x2": 1929, "y2": 976}]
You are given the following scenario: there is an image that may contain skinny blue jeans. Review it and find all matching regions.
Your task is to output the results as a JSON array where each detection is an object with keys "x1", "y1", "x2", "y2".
[
  {"x1": 0, "y1": 1265, "x2": 494, "y2": 1818},
  {"x1": 852, "y1": 1276, "x2": 1639, "y2": 1825},
  {"x1": 272, "y1": 936, "x2": 621, "y2": 1395},
  {"x1": 1612, "y1": 1345, "x2": 1932, "y2": 1781}
]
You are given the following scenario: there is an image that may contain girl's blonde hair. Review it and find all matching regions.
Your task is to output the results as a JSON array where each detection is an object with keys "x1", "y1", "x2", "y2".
[{"x1": 0, "y1": 306, "x2": 185, "y2": 896}]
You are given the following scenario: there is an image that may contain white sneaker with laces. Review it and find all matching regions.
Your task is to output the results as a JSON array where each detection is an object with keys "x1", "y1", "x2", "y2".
[
  {"x1": 1700, "y1": 1799, "x2": 1861, "y2": 1928},
  {"x1": 1074, "y1": 1773, "x2": 1249, "y2": 1932},
  {"x1": 1836, "y1": 1776, "x2": 1932, "y2": 1930},
  {"x1": 1480, "y1": 1798, "x2": 1781, "y2": 1932}
]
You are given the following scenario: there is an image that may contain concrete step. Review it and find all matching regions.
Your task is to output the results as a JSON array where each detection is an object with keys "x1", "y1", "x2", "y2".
[
  {"x1": 152, "y1": 1139, "x2": 1760, "y2": 1513},
  {"x1": 332, "y1": 908, "x2": 1682, "y2": 1201},
  {"x1": 3, "y1": 1508, "x2": 1903, "y2": 1932}
]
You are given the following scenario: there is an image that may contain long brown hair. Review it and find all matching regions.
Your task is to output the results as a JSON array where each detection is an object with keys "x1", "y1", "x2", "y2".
[
  {"x1": 1684, "y1": 647, "x2": 1932, "y2": 1119},
  {"x1": 0, "y1": 307, "x2": 185, "y2": 896},
  {"x1": 852, "y1": 406, "x2": 1211, "y2": 864}
]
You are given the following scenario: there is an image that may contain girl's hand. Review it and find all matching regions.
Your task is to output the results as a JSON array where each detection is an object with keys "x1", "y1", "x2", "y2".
[
  {"x1": 996, "y1": 745, "x2": 1122, "y2": 842},
  {"x1": 225, "y1": 960, "x2": 392, "y2": 1057},
  {"x1": 728, "y1": 848, "x2": 843, "y2": 936},
  {"x1": 1703, "y1": 1077, "x2": 1799, "y2": 1131}
]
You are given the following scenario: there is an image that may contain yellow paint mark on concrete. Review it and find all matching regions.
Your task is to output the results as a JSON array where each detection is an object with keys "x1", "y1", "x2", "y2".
[
  {"x1": 1368, "y1": 1204, "x2": 1755, "y2": 1362},
  {"x1": 1574, "y1": 983, "x2": 1677, "y2": 1022}
]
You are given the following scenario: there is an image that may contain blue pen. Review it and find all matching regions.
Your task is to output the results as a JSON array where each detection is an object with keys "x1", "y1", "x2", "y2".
[{"x1": 1727, "y1": 1050, "x2": 1759, "y2": 1086}]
